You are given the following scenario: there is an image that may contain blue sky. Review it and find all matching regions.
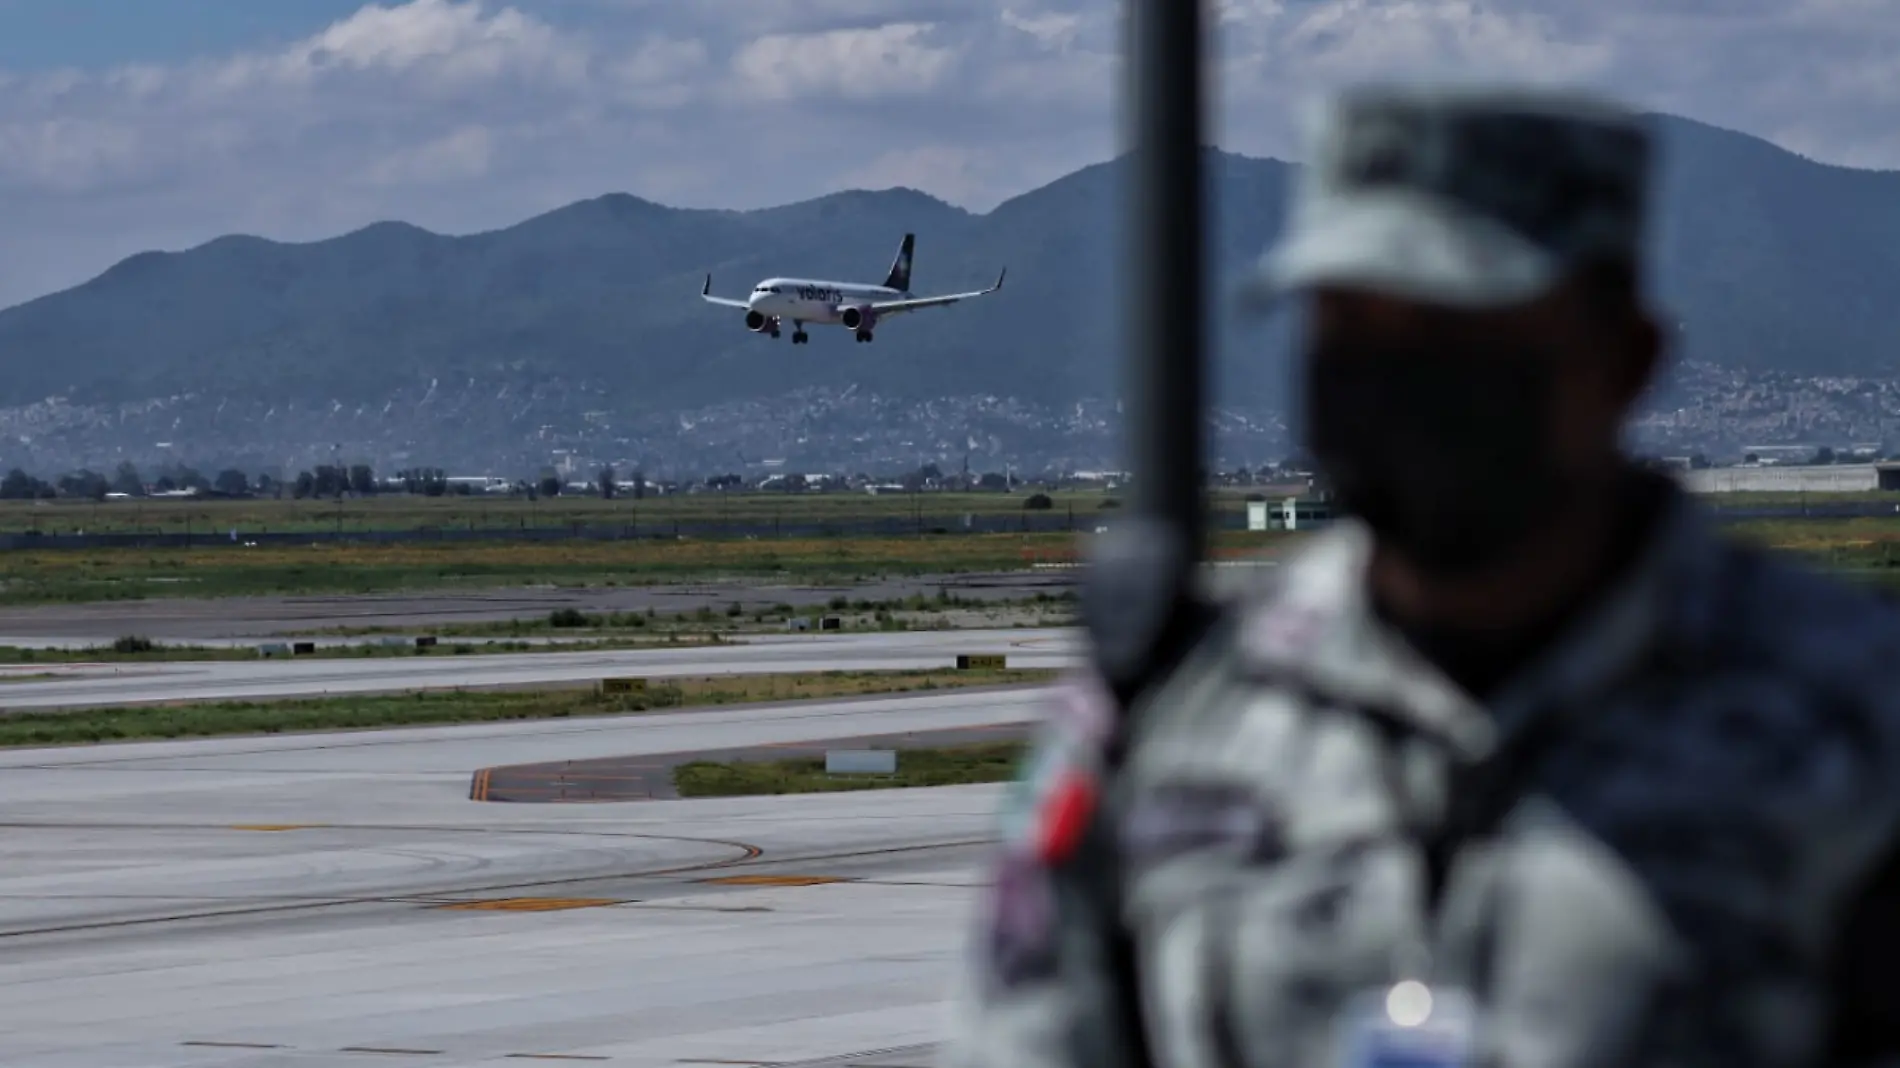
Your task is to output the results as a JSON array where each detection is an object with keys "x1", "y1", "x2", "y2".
[
  {"x1": 0, "y1": 0, "x2": 632, "y2": 68},
  {"x1": 0, "y1": 1, "x2": 365, "y2": 68},
  {"x1": 0, "y1": 0, "x2": 1893, "y2": 310}
]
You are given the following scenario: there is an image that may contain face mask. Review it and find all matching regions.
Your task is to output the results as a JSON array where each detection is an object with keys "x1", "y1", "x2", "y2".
[{"x1": 1301, "y1": 337, "x2": 1574, "y2": 577}]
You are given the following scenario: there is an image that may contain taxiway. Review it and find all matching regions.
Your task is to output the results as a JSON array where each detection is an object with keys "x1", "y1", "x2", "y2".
[
  {"x1": 0, "y1": 627, "x2": 1082, "y2": 711},
  {"x1": 0, "y1": 686, "x2": 1045, "y2": 1065}
]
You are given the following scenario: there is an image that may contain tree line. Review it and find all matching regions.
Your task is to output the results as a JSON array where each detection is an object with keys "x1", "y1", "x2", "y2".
[
  {"x1": 0, "y1": 458, "x2": 1154, "y2": 503},
  {"x1": 0, "y1": 462, "x2": 644, "y2": 502},
  {"x1": 0, "y1": 462, "x2": 373, "y2": 501}
]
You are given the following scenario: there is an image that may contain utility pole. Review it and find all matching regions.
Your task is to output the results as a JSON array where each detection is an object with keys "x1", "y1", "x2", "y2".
[
  {"x1": 333, "y1": 443, "x2": 343, "y2": 538},
  {"x1": 1082, "y1": 0, "x2": 1211, "y2": 706}
]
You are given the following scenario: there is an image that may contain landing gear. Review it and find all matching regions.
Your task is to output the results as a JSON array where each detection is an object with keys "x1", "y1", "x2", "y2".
[
  {"x1": 854, "y1": 330, "x2": 874, "y2": 344},
  {"x1": 792, "y1": 321, "x2": 809, "y2": 345},
  {"x1": 767, "y1": 320, "x2": 781, "y2": 339}
]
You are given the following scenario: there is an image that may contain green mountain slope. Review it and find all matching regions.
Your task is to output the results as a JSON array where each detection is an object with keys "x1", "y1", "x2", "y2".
[{"x1": 1, "y1": 114, "x2": 1896, "y2": 416}]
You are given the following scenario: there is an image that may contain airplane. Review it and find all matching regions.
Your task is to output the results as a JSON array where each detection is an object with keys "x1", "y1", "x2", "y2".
[{"x1": 699, "y1": 233, "x2": 1005, "y2": 344}]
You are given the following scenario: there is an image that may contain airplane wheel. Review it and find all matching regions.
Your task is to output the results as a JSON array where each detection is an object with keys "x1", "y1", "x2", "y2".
[
  {"x1": 856, "y1": 330, "x2": 873, "y2": 343},
  {"x1": 794, "y1": 332, "x2": 808, "y2": 344}
]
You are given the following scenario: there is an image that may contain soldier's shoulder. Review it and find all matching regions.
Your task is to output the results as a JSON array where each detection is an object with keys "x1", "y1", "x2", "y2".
[
  {"x1": 1206, "y1": 521, "x2": 1372, "y2": 639},
  {"x1": 1116, "y1": 523, "x2": 1375, "y2": 742},
  {"x1": 1709, "y1": 533, "x2": 1900, "y2": 693},
  {"x1": 1678, "y1": 531, "x2": 1900, "y2": 777}
]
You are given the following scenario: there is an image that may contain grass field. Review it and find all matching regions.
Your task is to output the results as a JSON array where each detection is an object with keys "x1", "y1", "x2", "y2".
[
  {"x1": 297, "y1": 589, "x2": 1079, "y2": 638},
  {"x1": 672, "y1": 741, "x2": 1029, "y2": 798},
  {"x1": 0, "y1": 632, "x2": 730, "y2": 664},
  {"x1": 0, "y1": 668, "x2": 1058, "y2": 748},
  {"x1": 0, "y1": 485, "x2": 1880, "y2": 538},
  {"x1": 0, "y1": 488, "x2": 1151, "y2": 536},
  {"x1": 4, "y1": 490, "x2": 1900, "y2": 606},
  {"x1": 1731, "y1": 519, "x2": 1900, "y2": 564},
  {"x1": 0, "y1": 530, "x2": 1293, "y2": 605},
  {"x1": 0, "y1": 533, "x2": 1084, "y2": 604}
]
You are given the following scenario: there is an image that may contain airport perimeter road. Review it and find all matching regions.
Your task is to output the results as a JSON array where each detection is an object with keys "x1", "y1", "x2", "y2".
[
  {"x1": 0, "y1": 687, "x2": 1043, "y2": 1065},
  {"x1": 0, "y1": 627, "x2": 1082, "y2": 712}
]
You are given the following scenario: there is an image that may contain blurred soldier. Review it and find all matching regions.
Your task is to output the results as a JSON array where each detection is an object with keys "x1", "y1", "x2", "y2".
[{"x1": 944, "y1": 83, "x2": 1900, "y2": 1068}]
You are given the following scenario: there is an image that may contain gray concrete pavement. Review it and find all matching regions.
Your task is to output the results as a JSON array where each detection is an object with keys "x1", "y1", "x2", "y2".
[
  {"x1": 0, "y1": 627, "x2": 1081, "y2": 711},
  {"x1": 0, "y1": 687, "x2": 1034, "y2": 1066}
]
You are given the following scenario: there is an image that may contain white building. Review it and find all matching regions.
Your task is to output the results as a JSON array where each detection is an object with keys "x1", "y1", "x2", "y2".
[
  {"x1": 1248, "y1": 496, "x2": 1334, "y2": 531},
  {"x1": 1677, "y1": 464, "x2": 1900, "y2": 493}
]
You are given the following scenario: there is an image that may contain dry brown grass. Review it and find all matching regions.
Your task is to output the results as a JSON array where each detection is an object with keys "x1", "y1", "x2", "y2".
[{"x1": 0, "y1": 533, "x2": 1088, "y2": 603}]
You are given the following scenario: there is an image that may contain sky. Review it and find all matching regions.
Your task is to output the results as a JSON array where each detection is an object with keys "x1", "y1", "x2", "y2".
[{"x1": 0, "y1": 0, "x2": 1893, "y2": 310}]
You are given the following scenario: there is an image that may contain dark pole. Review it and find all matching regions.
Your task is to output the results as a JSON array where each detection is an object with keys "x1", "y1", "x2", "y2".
[
  {"x1": 1082, "y1": 0, "x2": 1210, "y2": 706},
  {"x1": 1126, "y1": 0, "x2": 1205, "y2": 550}
]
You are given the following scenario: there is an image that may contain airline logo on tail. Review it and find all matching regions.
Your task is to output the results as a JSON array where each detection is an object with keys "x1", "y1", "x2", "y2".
[{"x1": 883, "y1": 234, "x2": 915, "y2": 293}]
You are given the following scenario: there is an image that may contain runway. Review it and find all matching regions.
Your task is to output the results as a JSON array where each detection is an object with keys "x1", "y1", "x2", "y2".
[
  {"x1": 0, "y1": 628, "x2": 1082, "y2": 711},
  {"x1": 0, "y1": 686, "x2": 1046, "y2": 1065}
]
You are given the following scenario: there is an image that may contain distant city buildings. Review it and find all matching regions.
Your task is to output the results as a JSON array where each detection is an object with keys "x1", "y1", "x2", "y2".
[{"x1": 1, "y1": 359, "x2": 1899, "y2": 490}]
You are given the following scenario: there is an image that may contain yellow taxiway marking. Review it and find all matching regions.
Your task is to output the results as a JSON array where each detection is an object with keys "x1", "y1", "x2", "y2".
[
  {"x1": 230, "y1": 824, "x2": 325, "y2": 832},
  {"x1": 434, "y1": 897, "x2": 623, "y2": 912},
  {"x1": 701, "y1": 874, "x2": 847, "y2": 887}
]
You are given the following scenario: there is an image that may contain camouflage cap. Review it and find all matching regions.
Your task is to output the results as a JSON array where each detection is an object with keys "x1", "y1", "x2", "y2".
[{"x1": 1238, "y1": 83, "x2": 1654, "y2": 310}]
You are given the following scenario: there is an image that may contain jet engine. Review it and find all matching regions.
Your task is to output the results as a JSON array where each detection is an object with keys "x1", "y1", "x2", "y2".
[
  {"x1": 745, "y1": 310, "x2": 772, "y2": 332},
  {"x1": 839, "y1": 306, "x2": 876, "y2": 331}
]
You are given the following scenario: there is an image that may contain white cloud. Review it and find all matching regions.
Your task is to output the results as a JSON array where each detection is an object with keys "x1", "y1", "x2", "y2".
[
  {"x1": 0, "y1": 116, "x2": 147, "y2": 193},
  {"x1": 1000, "y1": 9, "x2": 1086, "y2": 51},
  {"x1": 0, "y1": 0, "x2": 1896, "y2": 310},
  {"x1": 1271, "y1": 1, "x2": 1614, "y2": 81},
  {"x1": 729, "y1": 22, "x2": 961, "y2": 102},
  {"x1": 362, "y1": 124, "x2": 495, "y2": 186},
  {"x1": 840, "y1": 146, "x2": 994, "y2": 206}
]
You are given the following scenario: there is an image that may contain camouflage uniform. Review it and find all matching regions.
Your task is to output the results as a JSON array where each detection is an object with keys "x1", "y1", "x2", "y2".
[{"x1": 944, "y1": 85, "x2": 1900, "y2": 1068}]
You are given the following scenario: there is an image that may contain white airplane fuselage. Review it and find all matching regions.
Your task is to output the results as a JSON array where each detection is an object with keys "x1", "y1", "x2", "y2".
[
  {"x1": 745, "y1": 278, "x2": 903, "y2": 327},
  {"x1": 700, "y1": 232, "x2": 1004, "y2": 344}
]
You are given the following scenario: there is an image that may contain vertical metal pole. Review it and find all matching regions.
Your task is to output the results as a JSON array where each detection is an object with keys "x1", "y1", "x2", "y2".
[
  {"x1": 1083, "y1": 0, "x2": 1209, "y2": 704},
  {"x1": 1126, "y1": 0, "x2": 1206, "y2": 550}
]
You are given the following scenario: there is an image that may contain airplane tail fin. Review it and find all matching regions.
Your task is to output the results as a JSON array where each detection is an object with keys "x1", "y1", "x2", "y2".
[{"x1": 882, "y1": 233, "x2": 915, "y2": 292}]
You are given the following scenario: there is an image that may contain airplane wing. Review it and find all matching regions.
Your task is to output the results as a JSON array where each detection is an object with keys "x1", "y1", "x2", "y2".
[
  {"x1": 867, "y1": 268, "x2": 1006, "y2": 317},
  {"x1": 700, "y1": 274, "x2": 751, "y2": 309}
]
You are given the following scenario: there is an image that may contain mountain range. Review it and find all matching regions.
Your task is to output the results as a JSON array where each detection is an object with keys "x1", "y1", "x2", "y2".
[{"x1": 0, "y1": 112, "x2": 1898, "y2": 472}]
